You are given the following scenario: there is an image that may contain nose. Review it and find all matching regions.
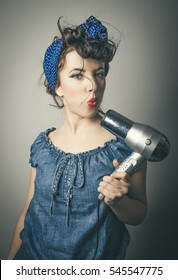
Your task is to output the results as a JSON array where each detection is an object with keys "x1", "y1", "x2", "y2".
[
  {"x1": 85, "y1": 75, "x2": 97, "y2": 94},
  {"x1": 80, "y1": 74, "x2": 103, "y2": 105}
]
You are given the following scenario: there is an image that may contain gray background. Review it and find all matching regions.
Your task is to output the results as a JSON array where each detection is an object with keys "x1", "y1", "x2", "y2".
[{"x1": 0, "y1": 0, "x2": 177, "y2": 259}]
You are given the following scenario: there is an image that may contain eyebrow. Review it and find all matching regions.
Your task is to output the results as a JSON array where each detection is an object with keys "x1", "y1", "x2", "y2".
[
  {"x1": 69, "y1": 68, "x2": 84, "y2": 73},
  {"x1": 69, "y1": 67, "x2": 104, "y2": 73}
]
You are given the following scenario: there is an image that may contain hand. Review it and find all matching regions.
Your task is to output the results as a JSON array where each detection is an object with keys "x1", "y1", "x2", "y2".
[{"x1": 98, "y1": 160, "x2": 131, "y2": 206}]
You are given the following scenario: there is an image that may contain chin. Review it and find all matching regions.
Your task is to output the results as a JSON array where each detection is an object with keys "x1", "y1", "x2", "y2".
[
  {"x1": 87, "y1": 106, "x2": 99, "y2": 116},
  {"x1": 78, "y1": 108, "x2": 98, "y2": 119}
]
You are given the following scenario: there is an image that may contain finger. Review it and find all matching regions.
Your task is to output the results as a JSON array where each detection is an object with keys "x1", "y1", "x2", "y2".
[
  {"x1": 113, "y1": 159, "x2": 119, "y2": 168},
  {"x1": 101, "y1": 177, "x2": 121, "y2": 190},
  {"x1": 101, "y1": 176, "x2": 130, "y2": 193},
  {"x1": 102, "y1": 174, "x2": 129, "y2": 188},
  {"x1": 111, "y1": 171, "x2": 130, "y2": 182},
  {"x1": 102, "y1": 175, "x2": 116, "y2": 185},
  {"x1": 99, "y1": 185, "x2": 123, "y2": 200},
  {"x1": 98, "y1": 192, "x2": 105, "y2": 200},
  {"x1": 98, "y1": 181, "x2": 129, "y2": 196}
]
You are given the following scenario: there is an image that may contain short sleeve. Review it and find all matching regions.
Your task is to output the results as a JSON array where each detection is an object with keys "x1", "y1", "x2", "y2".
[
  {"x1": 29, "y1": 142, "x2": 38, "y2": 168},
  {"x1": 28, "y1": 128, "x2": 57, "y2": 168},
  {"x1": 108, "y1": 136, "x2": 132, "y2": 163},
  {"x1": 28, "y1": 132, "x2": 45, "y2": 168}
]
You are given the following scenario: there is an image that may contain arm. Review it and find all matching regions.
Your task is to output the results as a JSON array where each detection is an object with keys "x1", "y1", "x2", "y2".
[
  {"x1": 98, "y1": 160, "x2": 147, "y2": 225},
  {"x1": 7, "y1": 167, "x2": 36, "y2": 260}
]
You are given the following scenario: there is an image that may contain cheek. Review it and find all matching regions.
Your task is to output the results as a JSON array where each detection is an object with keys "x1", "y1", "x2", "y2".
[
  {"x1": 60, "y1": 80, "x2": 77, "y2": 95},
  {"x1": 63, "y1": 79, "x2": 86, "y2": 97},
  {"x1": 100, "y1": 81, "x2": 106, "y2": 95},
  {"x1": 103, "y1": 81, "x2": 106, "y2": 91},
  {"x1": 61, "y1": 82, "x2": 82, "y2": 104}
]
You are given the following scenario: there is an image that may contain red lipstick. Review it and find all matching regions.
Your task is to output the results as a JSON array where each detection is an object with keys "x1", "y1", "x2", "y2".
[{"x1": 87, "y1": 97, "x2": 98, "y2": 107}]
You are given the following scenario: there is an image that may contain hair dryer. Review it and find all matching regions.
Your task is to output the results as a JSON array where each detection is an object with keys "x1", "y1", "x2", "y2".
[{"x1": 98, "y1": 109, "x2": 170, "y2": 199}]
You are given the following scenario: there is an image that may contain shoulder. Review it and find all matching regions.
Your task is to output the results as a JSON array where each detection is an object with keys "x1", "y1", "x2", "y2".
[
  {"x1": 106, "y1": 135, "x2": 132, "y2": 163},
  {"x1": 31, "y1": 127, "x2": 56, "y2": 146},
  {"x1": 29, "y1": 128, "x2": 56, "y2": 167}
]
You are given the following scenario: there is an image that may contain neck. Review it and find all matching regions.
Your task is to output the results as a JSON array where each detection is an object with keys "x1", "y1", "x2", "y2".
[{"x1": 61, "y1": 110, "x2": 101, "y2": 135}]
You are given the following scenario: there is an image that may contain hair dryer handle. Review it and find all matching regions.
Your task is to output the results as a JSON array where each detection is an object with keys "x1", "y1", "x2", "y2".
[
  {"x1": 98, "y1": 152, "x2": 145, "y2": 200},
  {"x1": 115, "y1": 151, "x2": 145, "y2": 175}
]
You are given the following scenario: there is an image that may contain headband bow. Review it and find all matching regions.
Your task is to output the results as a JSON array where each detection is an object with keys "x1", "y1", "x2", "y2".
[
  {"x1": 43, "y1": 16, "x2": 108, "y2": 90},
  {"x1": 79, "y1": 16, "x2": 108, "y2": 40}
]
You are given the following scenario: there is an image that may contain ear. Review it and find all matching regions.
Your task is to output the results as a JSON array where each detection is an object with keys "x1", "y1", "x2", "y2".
[{"x1": 55, "y1": 85, "x2": 63, "y2": 97}]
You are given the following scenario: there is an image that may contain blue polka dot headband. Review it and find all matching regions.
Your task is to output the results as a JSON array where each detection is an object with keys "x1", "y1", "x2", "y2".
[
  {"x1": 43, "y1": 16, "x2": 108, "y2": 90},
  {"x1": 79, "y1": 15, "x2": 108, "y2": 40}
]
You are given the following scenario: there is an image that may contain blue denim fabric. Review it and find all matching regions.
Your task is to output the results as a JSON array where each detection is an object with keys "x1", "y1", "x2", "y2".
[{"x1": 14, "y1": 128, "x2": 132, "y2": 260}]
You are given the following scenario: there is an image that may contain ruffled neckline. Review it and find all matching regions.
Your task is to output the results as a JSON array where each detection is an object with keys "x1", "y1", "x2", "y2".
[{"x1": 42, "y1": 127, "x2": 119, "y2": 157}]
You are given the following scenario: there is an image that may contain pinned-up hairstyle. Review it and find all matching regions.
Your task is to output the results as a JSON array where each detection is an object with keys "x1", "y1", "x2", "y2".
[{"x1": 43, "y1": 16, "x2": 118, "y2": 108}]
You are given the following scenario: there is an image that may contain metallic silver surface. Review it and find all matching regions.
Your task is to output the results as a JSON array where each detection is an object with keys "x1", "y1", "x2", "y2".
[
  {"x1": 98, "y1": 109, "x2": 170, "y2": 200},
  {"x1": 100, "y1": 109, "x2": 170, "y2": 162}
]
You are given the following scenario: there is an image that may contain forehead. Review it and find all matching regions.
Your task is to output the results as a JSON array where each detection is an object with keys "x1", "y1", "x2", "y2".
[{"x1": 63, "y1": 50, "x2": 105, "y2": 71}]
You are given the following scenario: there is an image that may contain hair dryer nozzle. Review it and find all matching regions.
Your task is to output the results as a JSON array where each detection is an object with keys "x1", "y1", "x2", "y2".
[
  {"x1": 99, "y1": 109, "x2": 170, "y2": 162},
  {"x1": 99, "y1": 109, "x2": 134, "y2": 139},
  {"x1": 149, "y1": 132, "x2": 170, "y2": 161}
]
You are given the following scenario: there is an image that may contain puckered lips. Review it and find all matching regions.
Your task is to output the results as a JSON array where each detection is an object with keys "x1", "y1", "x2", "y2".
[{"x1": 87, "y1": 97, "x2": 98, "y2": 107}]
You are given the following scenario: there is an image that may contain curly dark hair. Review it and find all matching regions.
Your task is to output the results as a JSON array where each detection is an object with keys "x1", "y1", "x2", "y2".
[{"x1": 44, "y1": 17, "x2": 118, "y2": 108}]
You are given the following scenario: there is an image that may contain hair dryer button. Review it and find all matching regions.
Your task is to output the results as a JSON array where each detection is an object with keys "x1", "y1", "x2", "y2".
[{"x1": 145, "y1": 138, "x2": 152, "y2": 145}]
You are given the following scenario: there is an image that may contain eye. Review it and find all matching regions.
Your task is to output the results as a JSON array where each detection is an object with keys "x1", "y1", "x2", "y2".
[
  {"x1": 95, "y1": 71, "x2": 105, "y2": 78},
  {"x1": 69, "y1": 73, "x2": 83, "y2": 79}
]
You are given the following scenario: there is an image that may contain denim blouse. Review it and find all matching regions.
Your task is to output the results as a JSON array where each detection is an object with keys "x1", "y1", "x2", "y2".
[{"x1": 14, "y1": 128, "x2": 132, "y2": 260}]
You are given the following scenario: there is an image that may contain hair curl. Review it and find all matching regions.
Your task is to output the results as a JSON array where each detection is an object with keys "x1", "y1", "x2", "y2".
[{"x1": 44, "y1": 17, "x2": 118, "y2": 108}]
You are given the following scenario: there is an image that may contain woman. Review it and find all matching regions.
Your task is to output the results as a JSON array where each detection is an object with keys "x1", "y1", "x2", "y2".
[{"x1": 7, "y1": 16, "x2": 147, "y2": 260}]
